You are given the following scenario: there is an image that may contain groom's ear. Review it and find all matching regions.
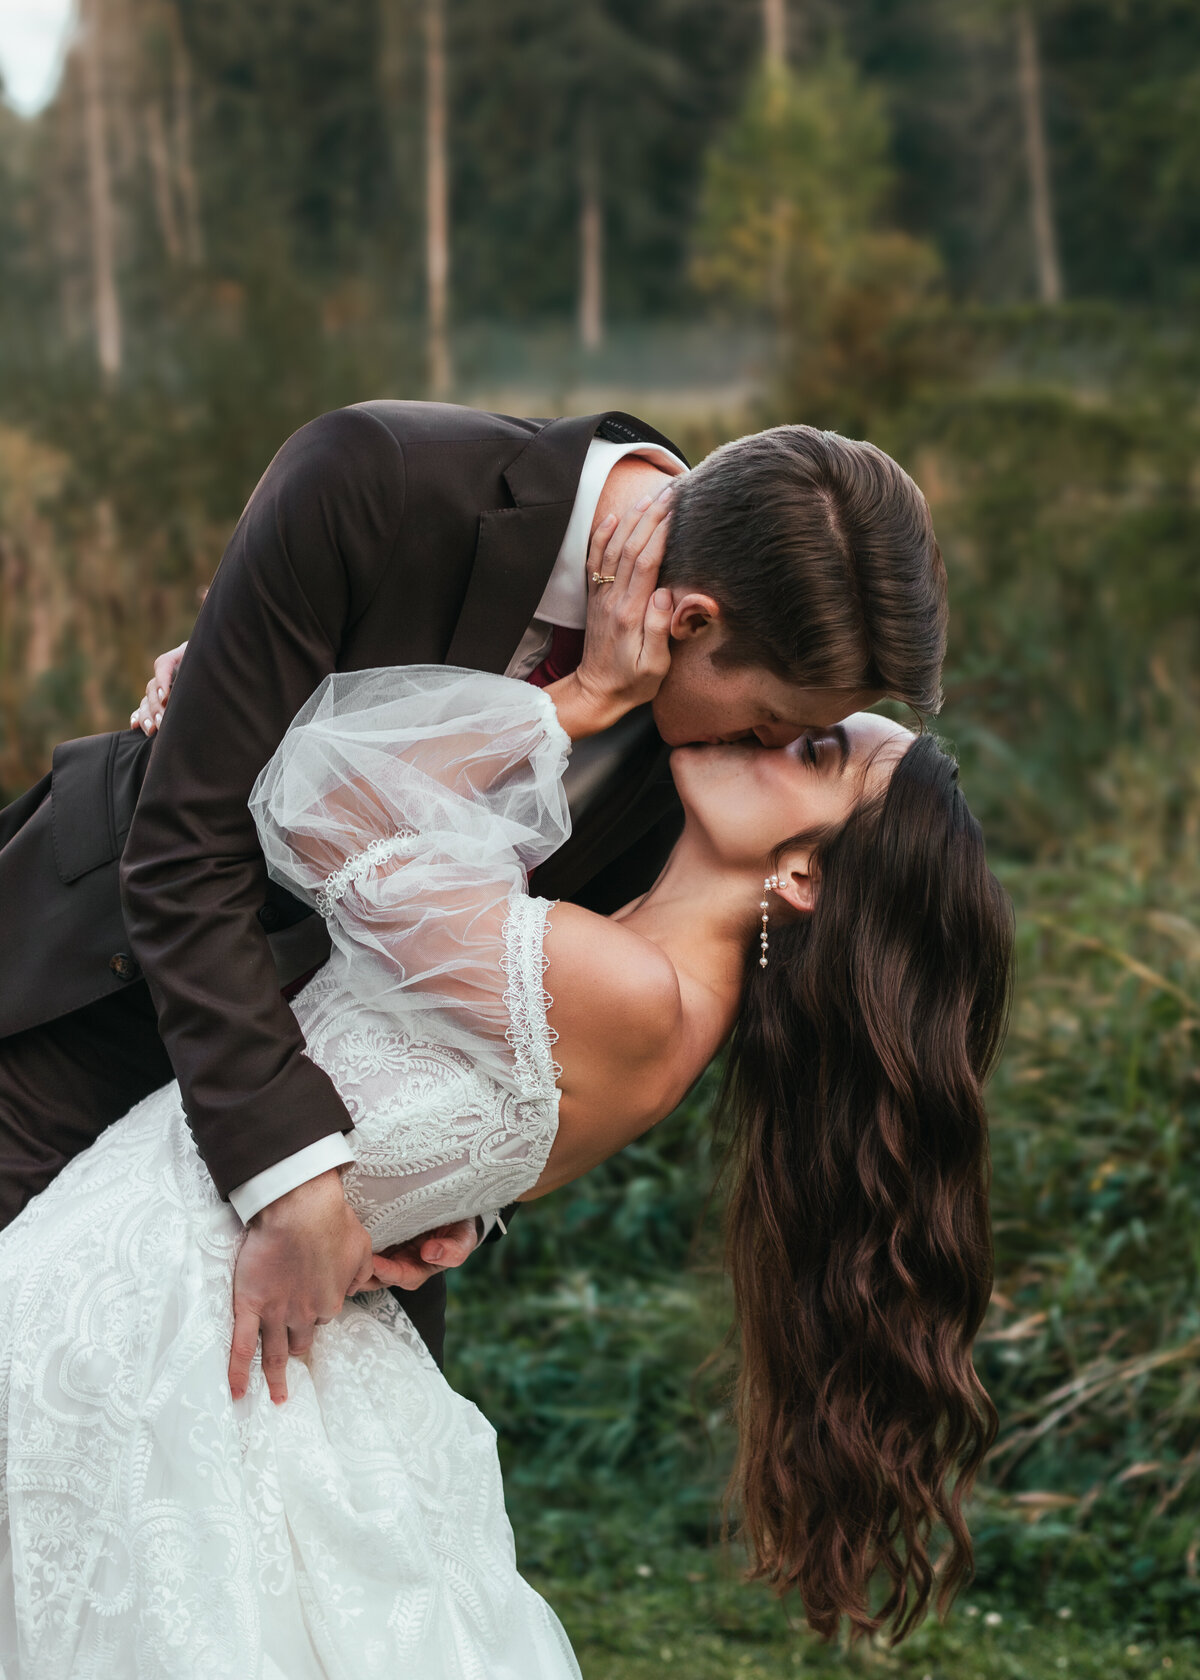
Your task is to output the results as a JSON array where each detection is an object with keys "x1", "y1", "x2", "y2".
[{"x1": 668, "y1": 591, "x2": 723, "y2": 641}]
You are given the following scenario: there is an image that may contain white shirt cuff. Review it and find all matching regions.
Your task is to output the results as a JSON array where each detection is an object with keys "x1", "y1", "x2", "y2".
[
  {"x1": 477, "y1": 1209, "x2": 505, "y2": 1241},
  {"x1": 228, "y1": 1132, "x2": 357, "y2": 1224}
]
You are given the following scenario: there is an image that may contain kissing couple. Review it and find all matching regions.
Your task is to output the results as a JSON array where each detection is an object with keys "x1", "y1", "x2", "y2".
[{"x1": 0, "y1": 402, "x2": 1013, "y2": 1676}]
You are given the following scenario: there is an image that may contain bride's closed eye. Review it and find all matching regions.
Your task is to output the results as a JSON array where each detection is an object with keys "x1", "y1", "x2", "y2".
[{"x1": 800, "y1": 725, "x2": 850, "y2": 773}]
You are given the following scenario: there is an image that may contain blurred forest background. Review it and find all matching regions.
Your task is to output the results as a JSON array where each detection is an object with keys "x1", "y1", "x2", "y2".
[{"x1": 1, "y1": 0, "x2": 1198, "y2": 1673}]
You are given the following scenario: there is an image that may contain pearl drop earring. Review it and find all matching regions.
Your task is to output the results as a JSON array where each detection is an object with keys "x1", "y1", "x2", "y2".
[{"x1": 759, "y1": 874, "x2": 780, "y2": 968}]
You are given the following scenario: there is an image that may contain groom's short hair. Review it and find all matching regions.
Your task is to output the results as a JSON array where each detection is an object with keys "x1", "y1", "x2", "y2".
[{"x1": 662, "y1": 425, "x2": 948, "y2": 715}]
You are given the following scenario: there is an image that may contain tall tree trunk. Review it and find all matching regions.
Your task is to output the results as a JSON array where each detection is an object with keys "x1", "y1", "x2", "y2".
[
  {"x1": 146, "y1": 99, "x2": 182, "y2": 263},
  {"x1": 764, "y1": 0, "x2": 789, "y2": 320},
  {"x1": 763, "y1": 0, "x2": 787, "y2": 68},
  {"x1": 79, "y1": 0, "x2": 122, "y2": 381},
  {"x1": 379, "y1": 0, "x2": 408, "y2": 184},
  {"x1": 425, "y1": 0, "x2": 452, "y2": 399},
  {"x1": 1016, "y1": 4, "x2": 1063, "y2": 304},
  {"x1": 578, "y1": 113, "x2": 603, "y2": 352},
  {"x1": 170, "y1": 8, "x2": 204, "y2": 265}
]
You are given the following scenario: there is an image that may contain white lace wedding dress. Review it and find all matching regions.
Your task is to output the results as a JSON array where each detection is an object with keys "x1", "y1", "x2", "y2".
[{"x1": 0, "y1": 668, "x2": 583, "y2": 1680}]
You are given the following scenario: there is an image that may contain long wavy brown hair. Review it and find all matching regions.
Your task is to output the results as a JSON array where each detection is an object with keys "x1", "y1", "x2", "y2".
[{"x1": 718, "y1": 733, "x2": 1014, "y2": 1642}]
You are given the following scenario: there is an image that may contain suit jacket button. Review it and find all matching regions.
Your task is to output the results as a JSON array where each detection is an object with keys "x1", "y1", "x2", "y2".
[
  {"x1": 258, "y1": 904, "x2": 281, "y2": 931},
  {"x1": 109, "y1": 952, "x2": 140, "y2": 982}
]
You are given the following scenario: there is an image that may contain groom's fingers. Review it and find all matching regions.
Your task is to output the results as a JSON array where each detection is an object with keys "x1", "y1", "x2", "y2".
[
  {"x1": 228, "y1": 1307, "x2": 261, "y2": 1402},
  {"x1": 288, "y1": 1324, "x2": 317, "y2": 1360},
  {"x1": 260, "y1": 1320, "x2": 291, "y2": 1405}
]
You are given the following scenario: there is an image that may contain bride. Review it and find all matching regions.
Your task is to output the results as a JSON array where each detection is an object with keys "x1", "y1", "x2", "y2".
[{"x1": 0, "y1": 586, "x2": 1013, "y2": 1677}]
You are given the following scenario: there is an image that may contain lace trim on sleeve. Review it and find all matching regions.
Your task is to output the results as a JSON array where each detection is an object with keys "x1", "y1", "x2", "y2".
[
  {"x1": 499, "y1": 894, "x2": 561, "y2": 1099},
  {"x1": 316, "y1": 827, "x2": 419, "y2": 917}
]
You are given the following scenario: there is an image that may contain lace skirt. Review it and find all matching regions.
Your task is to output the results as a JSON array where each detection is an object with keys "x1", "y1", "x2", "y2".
[{"x1": 0, "y1": 1083, "x2": 579, "y2": 1680}]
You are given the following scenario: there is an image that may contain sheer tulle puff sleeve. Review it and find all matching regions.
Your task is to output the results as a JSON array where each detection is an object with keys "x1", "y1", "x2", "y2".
[{"x1": 249, "y1": 666, "x2": 570, "y2": 1096}]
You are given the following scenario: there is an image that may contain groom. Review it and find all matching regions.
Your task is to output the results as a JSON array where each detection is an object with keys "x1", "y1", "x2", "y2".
[{"x1": 0, "y1": 400, "x2": 946, "y2": 1390}]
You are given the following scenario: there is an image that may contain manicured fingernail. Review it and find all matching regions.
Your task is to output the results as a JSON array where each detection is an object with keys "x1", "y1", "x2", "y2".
[
  {"x1": 426, "y1": 1243, "x2": 445, "y2": 1264},
  {"x1": 635, "y1": 495, "x2": 653, "y2": 511},
  {"x1": 157, "y1": 686, "x2": 164, "y2": 701},
  {"x1": 142, "y1": 720, "x2": 152, "y2": 734}
]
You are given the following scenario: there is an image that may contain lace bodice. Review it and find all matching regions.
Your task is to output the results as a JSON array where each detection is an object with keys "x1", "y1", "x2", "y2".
[
  {"x1": 249, "y1": 667, "x2": 572, "y2": 1247},
  {"x1": 293, "y1": 895, "x2": 559, "y2": 1248}
]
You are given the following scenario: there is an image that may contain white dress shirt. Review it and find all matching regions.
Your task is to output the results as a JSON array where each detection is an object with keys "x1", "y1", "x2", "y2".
[{"x1": 229, "y1": 435, "x2": 688, "y2": 1226}]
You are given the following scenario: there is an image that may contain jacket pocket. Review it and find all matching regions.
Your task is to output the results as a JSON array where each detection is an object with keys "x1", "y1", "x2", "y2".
[{"x1": 51, "y1": 730, "x2": 153, "y2": 883}]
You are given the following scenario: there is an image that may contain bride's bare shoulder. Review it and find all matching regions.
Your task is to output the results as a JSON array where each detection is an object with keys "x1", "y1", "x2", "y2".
[{"x1": 541, "y1": 900, "x2": 682, "y2": 1068}]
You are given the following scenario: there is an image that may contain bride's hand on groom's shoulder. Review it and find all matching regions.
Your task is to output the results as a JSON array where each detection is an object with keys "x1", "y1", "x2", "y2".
[
  {"x1": 348, "y1": 1217, "x2": 482, "y2": 1295},
  {"x1": 130, "y1": 639, "x2": 189, "y2": 737},
  {"x1": 547, "y1": 483, "x2": 676, "y2": 740}
]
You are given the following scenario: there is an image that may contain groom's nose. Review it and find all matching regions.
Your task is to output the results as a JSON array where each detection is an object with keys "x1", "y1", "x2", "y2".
[{"x1": 752, "y1": 722, "x2": 803, "y2": 748}]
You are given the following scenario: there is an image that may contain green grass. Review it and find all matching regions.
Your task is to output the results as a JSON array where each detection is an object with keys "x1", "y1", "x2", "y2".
[{"x1": 529, "y1": 1551, "x2": 1200, "y2": 1678}]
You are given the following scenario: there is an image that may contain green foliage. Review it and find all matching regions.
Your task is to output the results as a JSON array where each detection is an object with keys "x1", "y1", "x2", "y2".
[
  {"x1": 978, "y1": 836, "x2": 1200, "y2": 1628},
  {"x1": 885, "y1": 307, "x2": 1200, "y2": 853},
  {"x1": 692, "y1": 45, "x2": 942, "y2": 431},
  {"x1": 1041, "y1": 0, "x2": 1200, "y2": 304},
  {"x1": 811, "y1": 0, "x2": 1200, "y2": 306},
  {"x1": 450, "y1": 0, "x2": 758, "y2": 320},
  {"x1": 691, "y1": 50, "x2": 894, "y2": 310}
]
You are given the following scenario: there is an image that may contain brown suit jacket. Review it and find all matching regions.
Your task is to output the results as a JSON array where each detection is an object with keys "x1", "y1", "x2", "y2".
[{"x1": 0, "y1": 402, "x2": 686, "y2": 1200}]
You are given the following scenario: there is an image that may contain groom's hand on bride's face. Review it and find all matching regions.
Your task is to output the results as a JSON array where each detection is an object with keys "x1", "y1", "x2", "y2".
[
  {"x1": 228, "y1": 1168, "x2": 375, "y2": 1406},
  {"x1": 348, "y1": 1217, "x2": 481, "y2": 1294}
]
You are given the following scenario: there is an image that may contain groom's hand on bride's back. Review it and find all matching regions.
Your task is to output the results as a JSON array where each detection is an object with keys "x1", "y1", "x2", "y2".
[{"x1": 229, "y1": 1168, "x2": 374, "y2": 1405}]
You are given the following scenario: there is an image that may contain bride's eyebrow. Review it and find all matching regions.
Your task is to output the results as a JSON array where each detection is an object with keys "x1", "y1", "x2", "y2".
[{"x1": 832, "y1": 724, "x2": 850, "y2": 774}]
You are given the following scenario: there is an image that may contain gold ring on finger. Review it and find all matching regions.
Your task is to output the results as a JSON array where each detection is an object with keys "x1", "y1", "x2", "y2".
[{"x1": 591, "y1": 572, "x2": 617, "y2": 584}]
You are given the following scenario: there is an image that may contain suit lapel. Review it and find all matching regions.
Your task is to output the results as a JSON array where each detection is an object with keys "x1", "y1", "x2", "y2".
[
  {"x1": 445, "y1": 414, "x2": 600, "y2": 673},
  {"x1": 445, "y1": 411, "x2": 689, "y2": 674},
  {"x1": 444, "y1": 505, "x2": 569, "y2": 674}
]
